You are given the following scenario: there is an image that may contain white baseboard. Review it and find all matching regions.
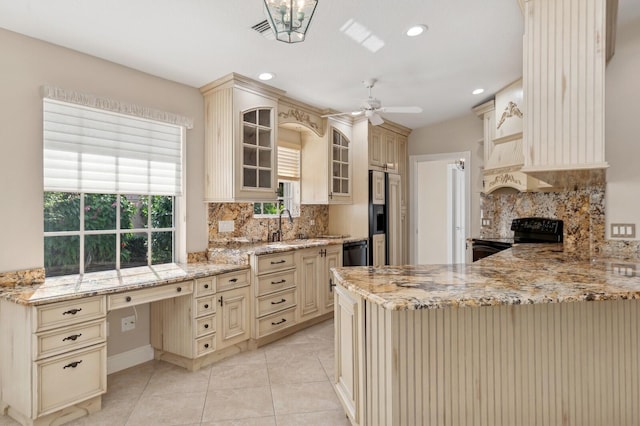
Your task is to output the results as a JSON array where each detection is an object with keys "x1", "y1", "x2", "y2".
[{"x1": 107, "y1": 344, "x2": 154, "y2": 375}]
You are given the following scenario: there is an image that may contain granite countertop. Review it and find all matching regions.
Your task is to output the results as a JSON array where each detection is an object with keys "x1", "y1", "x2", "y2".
[
  {"x1": 331, "y1": 243, "x2": 640, "y2": 310},
  {"x1": 208, "y1": 236, "x2": 367, "y2": 264},
  {"x1": 0, "y1": 262, "x2": 249, "y2": 306}
]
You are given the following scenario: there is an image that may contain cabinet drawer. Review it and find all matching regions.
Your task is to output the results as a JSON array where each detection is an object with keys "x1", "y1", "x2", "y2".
[
  {"x1": 107, "y1": 281, "x2": 193, "y2": 310},
  {"x1": 195, "y1": 315, "x2": 216, "y2": 338},
  {"x1": 256, "y1": 288, "x2": 297, "y2": 318},
  {"x1": 256, "y1": 252, "x2": 295, "y2": 275},
  {"x1": 195, "y1": 277, "x2": 216, "y2": 297},
  {"x1": 194, "y1": 334, "x2": 216, "y2": 357},
  {"x1": 256, "y1": 270, "x2": 296, "y2": 296},
  {"x1": 216, "y1": 270, "x2": 250, "y2": 292},
  {"x1": 35, "y1": 297, "x2": 106, "y2": 333},
  {"x1": 194, "y1": 295, "x2": 217, "y2": 318},
  {"x1": 35, "y1": 343, "x2": 106, "y2": 416},
  {"x1": 255, "y1": 307, "x2": 296, "y2": 338},
  {"x1": 36, "y1": 319, "x2": 106, "y2": 360}
]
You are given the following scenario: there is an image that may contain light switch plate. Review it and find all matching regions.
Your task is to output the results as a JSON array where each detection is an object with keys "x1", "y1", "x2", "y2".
[
  {"x1": 218, "y1": 220, "x2": 234, "y2": 233},
  {"x1": 611, "y1": 223, "x2": 636, "y2": 238},
  {"x1": 481, "y1": 218, "x2": 492, "y2": 227},
  {"x1": 611, "y1": 263, "x2": 636, "y2": 277}
]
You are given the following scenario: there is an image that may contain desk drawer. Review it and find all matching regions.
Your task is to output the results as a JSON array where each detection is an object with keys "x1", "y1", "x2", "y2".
[
  {"x1": 255, "y1": 307, "x2": 296, "y2": 338},
  {"x1": 256, "y1": 270, "x2": 296, "y2": 296},
  {"x1": 107, "y1": 281, "x2": 193, "y2": 310},
  {"x1": 36, "y1": 343, "x2": 106, "y2": 416},
  {"x1": 35, "y1": 297, "x2": 106, "y2": 333},
  {"x1": 194, "y1": 277, "x2": 216, "y2": 298},
  {"x1": 194, "y1": 296, "x2": 216, "y2": 318},
  {"x1": 195, "y1": 315, "x2": 216, "y2": 338},
  {"x1": 216, "y1": 270, "x2": 250, "y2": 292},
  {"x1": 36, "y1": 319, "x2": 106, "y2": 360},
  {"x1": 256, "y1": 288, "x2": 296, "y2": 318},
  {"x1": 255, "y1": 252, "x2": 295, "y2": 275},
  {"x1": 194, "y1": 334, "x2": 216, "y2": 357}
]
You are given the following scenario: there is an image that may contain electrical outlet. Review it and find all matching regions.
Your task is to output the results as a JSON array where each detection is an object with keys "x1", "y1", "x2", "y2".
[
  {"x1": 310, "y1": 219, "x2": 315, "y2": 225},
  {"x1": 611, "y1": 263, "x2": 636, "y2": 277},
  {"x1": 481, "y1": 218, "x2": 492, "y2": 227},
  {"x1": 121, "y1": 315, "x2": 136, "y2": 332},
  {"x1": 218, "y1": 220, "x2": 234, "y2": 233},
  {"x1": 611, "y1": 223, "x2": 636, "y2": 238}
]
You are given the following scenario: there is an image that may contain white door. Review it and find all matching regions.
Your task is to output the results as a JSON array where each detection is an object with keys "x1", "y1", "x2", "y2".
[{"x1": 410, "y1": 152, "x2": 470, "y2": 265}]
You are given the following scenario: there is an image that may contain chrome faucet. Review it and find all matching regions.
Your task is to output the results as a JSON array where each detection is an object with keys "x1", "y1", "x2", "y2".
[{"x1": 272, "y1": 208, "x2": 293, "y2": 242}]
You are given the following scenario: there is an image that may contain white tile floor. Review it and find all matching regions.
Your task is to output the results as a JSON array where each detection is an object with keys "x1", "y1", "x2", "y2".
[{"x1": 0, "y1": 319, "x2": 350, "y2": 426}]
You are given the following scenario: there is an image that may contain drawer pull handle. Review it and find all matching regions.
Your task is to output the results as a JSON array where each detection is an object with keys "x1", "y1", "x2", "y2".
[
  {"x1": 272, "y1": 318, "x2": 287, "y2": 326},
  {"x1": 204, "y1": 343, "x2": 210, "y2": 349},
  {"x1": 204, "y1": 284, "x2": 209, "y2": 289},
  {"x1": 126, "y1": 296, "x2": 132, "y2": 302},
  {"x1": 229, "y1": 278, "x2": 238, "y2": 283},
  {"x1": 270, "y1": 260, "x2": 286, "y2": 264},
  {"x1": 176, "y1": 287, "x2": 182, "y2": 293},
  {"x1": 63, "y1": 334, "x2": 82, "y2": 342},
  {"x1": 204, "y1": 304, "x2": 209, "y2": 309},
  {"x1": 62, "y1": 308, "x2": 82, "y2": 315},
  {"x1": 271, "y1": 279, "x2": 286, "y2": 285},
  {"x1": 204, "y1": 324, "x2": 209, "y2": 329},
  {"x1": 271, "y1": 298, "x2": 287, "y2": 305},
  {"x1": 218, "y1": 296, "x2": 224, "y2": 306},
  {"x1": 63, "y1": 360, "x2": 82, "y2": 369}
]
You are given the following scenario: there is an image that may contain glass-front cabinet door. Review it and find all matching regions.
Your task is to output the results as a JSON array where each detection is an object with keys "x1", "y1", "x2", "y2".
[
  {"x1": 330, "y1": 128, "x2": 351, "y2": 203},
  {"x1": 242, "y1": 108, "x2": 274, "y2": 191}
]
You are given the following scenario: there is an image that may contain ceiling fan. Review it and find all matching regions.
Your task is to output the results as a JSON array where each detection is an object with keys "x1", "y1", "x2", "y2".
[{"x1": 323, "y1": 79, "x2": 422, "y2": 126}]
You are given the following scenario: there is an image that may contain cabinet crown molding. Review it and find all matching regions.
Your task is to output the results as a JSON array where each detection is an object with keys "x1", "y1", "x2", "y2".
[{"x1": 199, "y1": 72, "x2": 286, "y2": 100}]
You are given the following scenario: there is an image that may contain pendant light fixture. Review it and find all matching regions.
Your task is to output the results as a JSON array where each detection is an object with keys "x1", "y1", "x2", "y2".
[{"x1": 263, "y1": 0, "x2": 318, "y2": 43}]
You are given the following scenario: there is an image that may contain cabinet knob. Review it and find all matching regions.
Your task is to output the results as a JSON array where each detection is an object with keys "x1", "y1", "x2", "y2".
[
  {"x1": 176, "y1": 287, "x2": 182, "y2": 293},
  {"x1": 125, "y1": 296, "x2": 132, "y2": 302},
  {"x1": 204, "y1": 284, "x2": 209, "y2": 289},
  {"x1": 204, "y1": 304, "x2": 209, "y2": 309},
  {"x1": 204, "y1": 343, "x2": 209, "y2": 349},
  {"x1": 62, "y1": 308, "x2": 82, "y2": 315},
  {"x1": 204, "y1": 324, "x2": 209, "y2": 329}
]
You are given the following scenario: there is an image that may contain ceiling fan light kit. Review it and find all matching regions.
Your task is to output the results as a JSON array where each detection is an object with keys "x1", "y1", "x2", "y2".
[
  {"x1": 263, "y1": 0, "x2": 318, "y2": 43},
  {"x1": 322, "y1": 79, "x2": 422, "y2": 126}
]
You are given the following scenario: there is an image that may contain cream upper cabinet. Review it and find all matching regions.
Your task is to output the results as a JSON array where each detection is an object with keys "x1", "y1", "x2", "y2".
[
  {"x1": 301, "y1": 117, "x2": 353, "y2": 205},
  {"x1": 201, "y1": 73, "x2": 284, "y2": 202},
  {"x1": 368, "y1": 124, "x2": 404, "y2": 172},
  {"x1": 368, "y1": 126, "x2": 385, "y2": 169},
  {"x1": 522, "y1": 0, "x2": 609, "y2": 176},
  {"x1": 370, "y1": 170, "x2": 385, "y2": 205}
]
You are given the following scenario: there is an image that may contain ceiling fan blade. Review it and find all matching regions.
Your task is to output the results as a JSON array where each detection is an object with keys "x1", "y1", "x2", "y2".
[
  {"x1": 366, "y1": 111, "x2": 384, "y2": 126},
  {"x1": 378, "y1": 106, "x2": 423, "y2": 114}
]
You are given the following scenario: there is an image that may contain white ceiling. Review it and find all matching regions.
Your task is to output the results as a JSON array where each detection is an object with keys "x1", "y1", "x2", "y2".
[{"x1": 1, "y1": 0, "x2": 639, "y2": 130}]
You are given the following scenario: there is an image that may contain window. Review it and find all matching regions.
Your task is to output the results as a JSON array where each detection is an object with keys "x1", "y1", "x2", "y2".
[
  {"x1": 254, "y1": 146, "x2": 300, "y2": 218},
  {"x1": 42, "y1": 98, "x2": 185, "y2": 277}
]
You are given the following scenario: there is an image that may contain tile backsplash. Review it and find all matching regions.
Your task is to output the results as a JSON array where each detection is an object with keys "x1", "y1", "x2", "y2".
[
  {"x1": 480, "y1": 185, "x2": 605, "y2": 254},
  {"x1": 208, "y1": 203, "x2": 329, "y2": 245}
]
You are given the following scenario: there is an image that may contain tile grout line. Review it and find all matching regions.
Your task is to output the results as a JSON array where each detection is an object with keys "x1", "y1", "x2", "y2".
[
  {"x1": 199, "y1": 362, "x2": 214, "y2": 424},
  {"x1": 123, "y1": 361, "x2": 158, "y2": 426}
]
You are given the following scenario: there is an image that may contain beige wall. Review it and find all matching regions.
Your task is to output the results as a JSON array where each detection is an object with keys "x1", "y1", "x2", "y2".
[
  {"x1": 0, "y1": 28, "x2": 208, "y2": 273},
  {"x1": 605, "y1": 18, "x2": 640, "y2": 240},
  {"x1": 408, "y1": 113, "x2": 483, "y2": 238}
]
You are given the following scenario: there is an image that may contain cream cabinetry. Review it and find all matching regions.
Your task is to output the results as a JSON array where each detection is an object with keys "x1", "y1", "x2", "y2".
[
  {"x1": 297, "y1": 245, "x2": 343, "y2": 322},
  {"x1": 334, "y1": 285, "x2": 363, "y2": 425},
  {"x1": 368, "y1": 125, "x2": 401, "y2": 172},
  {"x1": 387, "y1": 173, "x2": 403, "y2": 266},
  {"x1": 370, "y1": 170, "x2": 385, "y2": 205},
  {"x1": 301, "y1": 118, "x2": 353, "y2": 205},
  {"x1": 371, "y1": 234, "x2": 386, "y2": 266},
  {"x1": 201, "y1": 73, "x2": 285, "y2": 202},
  {"x1": 521, "y1": 0, "x2": 609, "y2": 180},
  {"x1": 217, "y1": 285, "x2": 250, "y2": 350},
  {"x1": 0, "y1": 296, "x2": 107, "y2": 424},
  {"x1": 251, "y1": 251, "x2": 297, "y2": 339}
]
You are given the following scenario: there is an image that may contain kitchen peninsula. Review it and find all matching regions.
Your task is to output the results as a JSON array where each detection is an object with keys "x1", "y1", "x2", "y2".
[{"x1": 332, "y1": 244, "x2": 640, "y2": 426}]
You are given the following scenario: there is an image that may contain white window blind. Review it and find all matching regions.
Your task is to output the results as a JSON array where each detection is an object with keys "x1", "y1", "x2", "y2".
[
  {"x1": 43, "y1": 99, "x2": 183, "y2": 195},
  {"x1": 277, "y1": 146, "x2": 300, "y2": 180}
]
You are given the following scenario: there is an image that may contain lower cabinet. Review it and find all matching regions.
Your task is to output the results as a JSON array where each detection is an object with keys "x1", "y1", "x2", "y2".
[
  {"x1": 334, "y1": 284, "x2": 363, "y2": 425},
  {"x1": 216, "y1": 285, "x2": 250, "y2": 350},
  {"x1": 372, "y1": 234, "x2": 386, "y2": 266},
  {"x1": 297, "y1": 245, "x2": 343, "y2": 323},
  {"x1": 0, "y1": 296, "x2": 107, "y2": 424}
]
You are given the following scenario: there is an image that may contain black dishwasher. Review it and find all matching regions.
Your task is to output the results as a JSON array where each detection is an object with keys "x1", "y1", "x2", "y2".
[{"x1": 343, "y1": 240, "x2": 368, "y2": 266}]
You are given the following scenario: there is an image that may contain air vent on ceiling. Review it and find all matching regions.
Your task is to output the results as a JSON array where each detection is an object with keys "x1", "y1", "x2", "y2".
[{"x1": 252, "y1": 20, "x2": 275, "y2": 40}]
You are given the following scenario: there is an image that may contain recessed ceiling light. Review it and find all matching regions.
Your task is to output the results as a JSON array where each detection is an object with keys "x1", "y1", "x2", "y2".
[
  {"x1": 258, "y1": 72, "x2": 275, "y2": 81},
  {"x1": 406, "y1": 24, "x2": 428, "y2": 37},
  {"x1": 472, "y1": 88, "x2": 485, "y2": 95}
]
